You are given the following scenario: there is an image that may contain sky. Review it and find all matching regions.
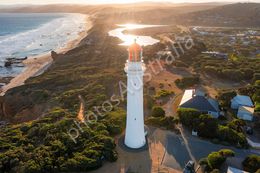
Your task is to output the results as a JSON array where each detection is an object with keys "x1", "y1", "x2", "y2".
[{"x1": 0, "y1": 0, "x2": 259, "y2": 5}]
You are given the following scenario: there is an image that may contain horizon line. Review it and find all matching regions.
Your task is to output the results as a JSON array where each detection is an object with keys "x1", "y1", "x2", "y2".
[{"x1": 0, "y1": 1, "x2": 259, "y2": 6}]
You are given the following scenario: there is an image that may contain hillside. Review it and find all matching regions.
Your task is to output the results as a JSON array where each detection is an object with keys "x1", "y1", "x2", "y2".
[
  {"x1": 177, "y1": 3, "x2": 260, "y2": 27},
  {"x1": 0, "y1": 3, "x2": 221, "y2": 24},
  {"x1": 0, "y1": 22, "x2": 126, "y2": 122},
  {"x1": 0, "y1": 21, "x2": 128, "y2": 173}
]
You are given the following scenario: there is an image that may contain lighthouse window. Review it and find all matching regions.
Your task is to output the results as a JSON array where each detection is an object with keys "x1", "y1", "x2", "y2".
[
  {"x1": 134, "y1": 118, "x2": 136, "y2": 120},
  {"x1": 134, "y1": 83, "x2": 136, "y2": 86}
]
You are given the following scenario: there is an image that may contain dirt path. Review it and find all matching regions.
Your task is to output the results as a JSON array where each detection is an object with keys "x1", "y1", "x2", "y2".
[
  {"x1": 77, "y1": 95, "x2": 85, "y2": 122},
  {"x1": 164, "y1": 93, "x2": 183, "y2": 117}
]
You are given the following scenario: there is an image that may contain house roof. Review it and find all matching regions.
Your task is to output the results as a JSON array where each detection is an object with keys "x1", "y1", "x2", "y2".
[
  {"x1": 179, "y1": 89, "x2": 195, "y2": 105},
  {"x1": 179, "y1": 90, "x2": 219, "y2": 112},
  {"x1": 232, "y1": 95, "x2": 254, "y2": 107},
  {"x1": 238, "y1": 106, "x2": 254, "y2": 114}
]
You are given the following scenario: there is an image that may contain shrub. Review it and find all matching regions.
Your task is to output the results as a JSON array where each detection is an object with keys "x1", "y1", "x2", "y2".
[
  {"x1": 217, "y1": 125, "x2": 247, "y2": 147},
  {"x1": 177, "y1": 108, "x2": 200, "y2": 127},
  {"x1": 197, "y1": 114, "x2": 218, "y2": 138},
  {"x1": 207, "y1": 152, "x2": 226, "y2": 169},
  {"x1": 255, "y1": 102, "x2": 260, "y2": 112},
  {"x1": 253, "y1": 73, "x2": 260, "y2": 82},
  {"x1": 241, "y1": 68, "x2": 254, "y2": 80},
  {"x1": 221, "y1": 69, "x2": 244, "y2": 81},
  {"x1": 216, "y1": 90, "x2": 236, "y2": 108},
  {"x1": 255, "y1": 80, "x2": 260, "y2": 87},
  {"x1": 238, "y1": 86, "x2": 256, "y2": 98},
  {"x1": 199, "y1": 158, "x2": 208, "y2": 165},
  {"x1": 175, "y1": 76, "x2": 200, "y2": 89},
  {"x1": 155, "y1": 90, "x2": 174, "y2": 99},
  {"x1": 206, "y1": 149, "x2": 235, "y2": 170},
  {"x1": 204, "y1": 66, "x2": 218, "y2": 75},
  {"x1": 145, "y1": 117, "x2": 178, "y2": 131},
  {"x1": 151, "y1": 106, "x2": 165, "y2": 117},
  {"x1": 227, "y1": 119, "x2": 245, "y2": 133},
  {"x1": 242, "y1": 155, "x2": 260, "y2": 173},
  {"x1": 218, "y1": 149, "x2": 235, "y2": 157}
]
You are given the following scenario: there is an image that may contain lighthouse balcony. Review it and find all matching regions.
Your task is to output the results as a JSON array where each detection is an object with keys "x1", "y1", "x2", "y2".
[{"x1": 125, "y1": 61, "x2": 146, "y2": 72}]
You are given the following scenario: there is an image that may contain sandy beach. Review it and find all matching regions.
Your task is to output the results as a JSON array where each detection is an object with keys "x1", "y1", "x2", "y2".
[{"x1": 0, "y1": 15, "x2": 92, "y2": 96}]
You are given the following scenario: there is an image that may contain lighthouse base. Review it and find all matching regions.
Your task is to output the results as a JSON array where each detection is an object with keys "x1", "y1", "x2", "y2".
[
  {"x1": 124, "y1": 140, "x2": 146, "y2": 149},
  {"x1": 119, "y1": 135, "x2": 148, "y2": 152}
]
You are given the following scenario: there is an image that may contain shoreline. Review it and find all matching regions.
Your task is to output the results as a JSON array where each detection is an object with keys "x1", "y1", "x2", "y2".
[{"x1": 0, "y1": 14, "x2": 92, "y2": 96}]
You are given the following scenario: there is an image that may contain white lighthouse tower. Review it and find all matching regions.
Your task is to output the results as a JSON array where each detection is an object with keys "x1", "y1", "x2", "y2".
[{"x1": 124, "y1": 41, "x2": 146, "y2": 149}]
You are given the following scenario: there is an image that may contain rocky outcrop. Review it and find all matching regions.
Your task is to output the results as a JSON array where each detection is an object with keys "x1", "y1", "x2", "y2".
[{"x1": 4, "y1": 57, "x2": 27, "y2": 68}]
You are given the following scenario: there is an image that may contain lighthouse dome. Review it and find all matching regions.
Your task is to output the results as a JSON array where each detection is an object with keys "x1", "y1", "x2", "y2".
[{"x1": 128, "y1": 41, "x2": 142, "y2": 62}]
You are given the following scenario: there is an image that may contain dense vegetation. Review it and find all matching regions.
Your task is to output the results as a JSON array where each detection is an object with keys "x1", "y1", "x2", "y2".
[
  {"x1": 199, "y1": 149, "x2": 235, "y2": 172},
  {"x1": 177, "y1": 108, "x2": 248, "y2": 147},
  {"x1": 151, "y1": 106, "x2": 166, "y2": 117},
  {"x1": 237, "y1": 82, "x2": 260, "y2": 112},
  {"x1": 175, "y1": 76, "x2": 200, "y2": 89},
  {"x1": 146, "y1": 106, "x2": 179, "y2": 131},
  {"x1": 217, "y1": 81, "x2": 260, "y2": 112},
  {"x1": 0, "y1": 23, "x2": 128, "y2": 173},
  {"x1": 154, "y1": 89, "x2": 174, "y2": 99},
  {"x1": 216, "y1": 90, "x2": 237, "y2": 109},
  {"x1": 0, "y1": 108, "x2": 126, "y2": 172},
  {"x1": 242, "y1": 155, "x2": 260, "y2": 173},
  {"x1": 194, "y1": 54, "x2": 260, "y2": 81}
]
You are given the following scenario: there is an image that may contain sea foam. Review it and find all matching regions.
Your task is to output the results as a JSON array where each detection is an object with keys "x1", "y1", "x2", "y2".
[{"x1": 0, "y1": 13, "x2": 87, "y2": 77}]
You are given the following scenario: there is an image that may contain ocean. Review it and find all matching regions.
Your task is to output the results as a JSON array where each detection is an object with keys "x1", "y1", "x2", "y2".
[{"x1": 0, "y1": 13, "x2": 87, "y2": 77}]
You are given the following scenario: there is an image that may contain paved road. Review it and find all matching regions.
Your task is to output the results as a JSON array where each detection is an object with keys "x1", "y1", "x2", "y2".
[{"x1": 160, "y1": 127, "x2": 260, "y2": 171}]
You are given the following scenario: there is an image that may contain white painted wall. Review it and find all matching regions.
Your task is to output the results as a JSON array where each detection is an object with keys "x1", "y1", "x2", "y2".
[
  {"x1": 237, "y1": 111, "x2": 253, "y2": 121},
  {"x1": 231, "y1": 100, "x2": 239, "y2": 109},
  {"x1": 124, "y1": 61, "x2": 146, "y2": 149}
]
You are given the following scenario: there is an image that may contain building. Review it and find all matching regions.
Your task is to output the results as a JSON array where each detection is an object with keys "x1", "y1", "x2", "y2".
[
  {"x1": 179, "y1": 89, "x2": 220, "y2": 118},
  {"x1": 237, "y1": 106, "x2": 254, "y2": 121},
  {"x1": 201, "y1": 51, "x2": 228, "y2": 59},
  {"x1": 227, "y1": 166, "x2": 248, "y2": 173},
  {"x1": 124, "y1": 41, "x2": 146, "y2": 149},
  {"x1": 231, "y1": 95, "x2": 254, "y2": 109}
]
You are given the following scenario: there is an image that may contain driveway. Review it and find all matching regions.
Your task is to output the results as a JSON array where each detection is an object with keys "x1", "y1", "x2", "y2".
[
  {"x1": 161, "y1": 126, "x2": 260, "y2": 171},
  {"x1": 90, "y1": 127, "x2": 259, "y2": 173}
]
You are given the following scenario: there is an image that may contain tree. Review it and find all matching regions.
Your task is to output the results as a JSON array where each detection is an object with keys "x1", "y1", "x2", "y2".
[
  {"x1": 217, "y1": 125, "x2": 247, "y2": 147},
  {"x1": 216, "y1": 91, "x2": 236, "y2": 108},
  {"x1": 177, "y1": 108, "x2": 200, "y2": 127},
  {"x1": 227, "y1": 119, "x2": 246, "y2": 133},
  {"x1": 204, "y1": 66, "x2": 218, "y2": 75},
  {"x1": 207, "y1": 152, "x2": 226, "y2": 169},
  {"x1": 253, "y1": 73, "x2": 260, "y2": 82},
  {"x1": 242, "y1": 155, "x2": 260, "y2": 173},
  {"x1": 255, "y1": 80, "x2": 260, "y2": 87},
  {"x1": 221, "y1": 69, "x2": 244, "y2": 81},
  {"x1": 218, "y1": 149, "x2": 235, "y2": 157},
  {"x1": 207, "y1": 149, "x2": 235, "y2": 170},
  {"x1": 151, "y1": 106, "x2": 165, "y2": 117},
  {"x1": 197, "y1": 115, "x2": 218, "y2": 138},
  {"x1": 175, "y1": 76, "x2": 200, "y2": 89},
  {"x1": 241, "y1": 68, "x2": 254, "y2": 80},
  {"x1": 23, "y1": 160, "x2": 41, "y2": 173}
]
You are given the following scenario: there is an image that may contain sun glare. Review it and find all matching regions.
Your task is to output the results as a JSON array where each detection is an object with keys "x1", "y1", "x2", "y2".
[{"x1": 108, "y1": 23, "x2": 161, "y2": 46}]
